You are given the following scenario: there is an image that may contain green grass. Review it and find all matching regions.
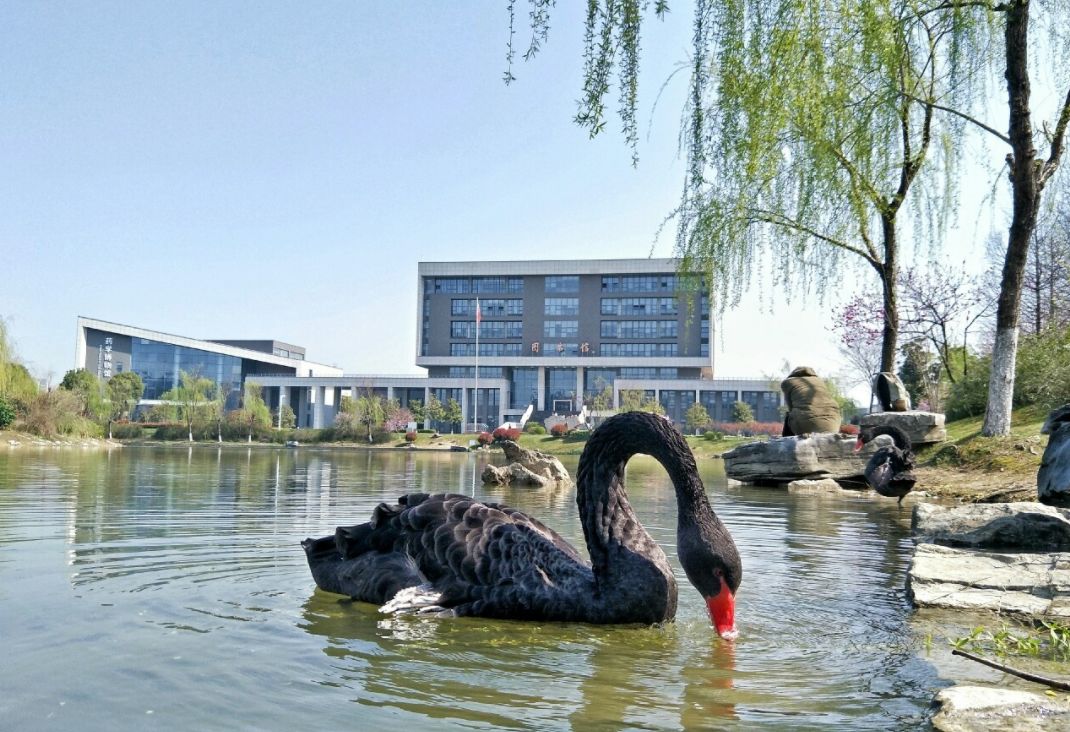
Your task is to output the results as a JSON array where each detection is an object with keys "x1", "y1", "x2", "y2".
[{"x1": 919, "y1": 404, "x2": 1050, "y2": 473}]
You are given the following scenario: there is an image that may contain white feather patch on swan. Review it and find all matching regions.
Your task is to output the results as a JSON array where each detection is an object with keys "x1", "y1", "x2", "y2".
[{"x1": 380, "y1": 583, "x2": 453, "y2": 616}]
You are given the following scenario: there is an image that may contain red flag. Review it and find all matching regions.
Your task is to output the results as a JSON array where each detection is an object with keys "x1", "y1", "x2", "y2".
[{"x1": 475, "y1": 298, "x2": 481, "y2": 325}]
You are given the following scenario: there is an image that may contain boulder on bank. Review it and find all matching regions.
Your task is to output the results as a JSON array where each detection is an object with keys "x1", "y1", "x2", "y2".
[
  {"x1": 908, "y1": 542, "x2": 1070, "y2": 616},
  {"x1": 1039, "y1": 404, "x2": 1070, "y2": 506},
  {"x1": 909, "y1": 502, "x2": 1070, "y2": 616},
  {"x1": 913, "y1": 502, "x2": 1070, "y2": 551},
  {"x1": 858, "y1": 410, "x2": 946, "y2": 446},
  {"x1": 932, "y1": 685, "x2": 1070, "y2": 732},
  {"x1": 722, "y1": 432, "x2": 888, "y2": 484},
  {"x1": 480, "y1": 440, "x2": 572, "y2": 487}
]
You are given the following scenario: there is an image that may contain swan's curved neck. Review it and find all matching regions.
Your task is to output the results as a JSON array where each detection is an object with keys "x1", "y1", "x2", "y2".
[{"x1": 576, "y1": 418, "x2": 712, "y2": 582}]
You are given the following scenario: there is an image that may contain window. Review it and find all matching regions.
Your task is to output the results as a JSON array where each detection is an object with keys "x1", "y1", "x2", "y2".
[
  {"x1": 544, "y1": 298, "x2": 579, "y2": 316},
  {"x1": 600, "y1": 343, "x2": 678, "y2": 357},
  {"x1": 601, "y1": 275, "x2": 676, "y2": 292},
  {"x1": 600, "y1": 321, "x2": 677, "y2": 339},
  {"x1": 544, "y1": 321, "x2": 578, "y2": 339},
  {"x1": 510, "y1": 368, "x2": 538, "y2": 409},
  {"x1": 545, "y1": 275, "x2": 579, "y2": 293}
]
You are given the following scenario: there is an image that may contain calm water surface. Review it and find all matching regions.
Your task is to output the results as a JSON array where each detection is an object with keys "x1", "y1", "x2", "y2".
[{"x1": 1, "y1": 445, "x2": 1000, "y2": 730}]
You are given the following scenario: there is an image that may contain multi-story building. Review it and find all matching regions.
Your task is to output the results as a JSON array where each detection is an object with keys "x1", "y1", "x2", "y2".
[
  {"x1": 412, "y1": 259, "x2": 779, "y2": 427},
  {"x1": 76, "y1": 259, "x2": 782, "y2": 430}
]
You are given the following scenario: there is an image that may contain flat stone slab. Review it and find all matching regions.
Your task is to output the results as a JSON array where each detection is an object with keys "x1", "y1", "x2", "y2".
[
  {"x1": 914, "y1": 502, "x2": 1070, "y2": 551},
  {"x1": 723, "y1": 432, "x2": 887, "y2": 483},
  {"x1": 858, "y1": 410, "x2": 946, "y2": 445},
  {"x1": 908, "y1": 543, "x2": 1070, "y2": 616},
  {"x1": 933, "y1": 685, "x2": 1070, "y2": 732}
]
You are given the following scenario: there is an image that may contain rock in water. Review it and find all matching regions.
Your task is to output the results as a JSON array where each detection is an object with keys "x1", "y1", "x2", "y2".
[
  {"x1": 723, "y1": 433, "x2": 878, "y2": 483},
  {"x1": 480, "y1": 440, "x2": 572, "y2": 487},
  {"x1": 1039, "y1": 404, "x2": 1070, "y2": 506}
]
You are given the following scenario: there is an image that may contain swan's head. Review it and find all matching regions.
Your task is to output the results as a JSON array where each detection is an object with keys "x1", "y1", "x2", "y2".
[{"x1": 679, "y1": 520, "x2": 742, "y2": 640}]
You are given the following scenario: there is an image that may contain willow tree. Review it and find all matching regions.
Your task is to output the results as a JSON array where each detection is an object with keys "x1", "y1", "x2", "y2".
[{"x1": 511, "y1": 1, "x2": 965, "y2": 374}]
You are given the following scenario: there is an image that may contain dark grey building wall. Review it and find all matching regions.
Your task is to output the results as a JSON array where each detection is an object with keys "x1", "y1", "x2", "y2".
[{"x1": 83, "y1": 329, "x2": 133, "y2": 380}]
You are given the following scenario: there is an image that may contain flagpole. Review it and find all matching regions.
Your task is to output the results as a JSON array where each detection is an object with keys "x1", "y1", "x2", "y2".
[{"x1": 473, "y1": 297, "x2": 479, "y2": 433}]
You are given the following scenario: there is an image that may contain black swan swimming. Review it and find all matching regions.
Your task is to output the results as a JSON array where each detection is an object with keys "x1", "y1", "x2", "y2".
[
  {"x1": 302, "y1": 411, "x2": 742, "y2": 638},
  {"x1": 855, "y1": 424, "x2": 916, "y2": 503}
]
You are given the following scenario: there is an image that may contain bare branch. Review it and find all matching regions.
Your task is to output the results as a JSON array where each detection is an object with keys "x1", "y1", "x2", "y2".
[
  {"x1": 1040, "y1": 83, "x2": 1070, "y2": 187},
  {"x1": 952, "y1": 649, "x2": 1070, "y2": 691},
  {"x1": 902, "y1": 92, "x2": 1011, "y2": 145}
]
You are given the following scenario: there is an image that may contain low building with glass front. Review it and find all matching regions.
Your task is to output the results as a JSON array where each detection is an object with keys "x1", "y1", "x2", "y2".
[{"x1": 74, "y1": 317, "x2": 342, "y2": 415}]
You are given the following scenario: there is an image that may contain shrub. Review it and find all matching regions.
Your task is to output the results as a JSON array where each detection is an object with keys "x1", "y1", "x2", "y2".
[
  {"x1": 110, "y1": 422, "x2": 144, "y2": 439},
  {"x1": 550, "y1": 423, "x2": 569, "y2": 438},
  {"x1": 477, "y1": 431, "x2": 493, "y2": 446},
  {"x1": 492, "y1": 426, "x2": 522, "y2": 442},
  {"x1": 730, "y1": 401, "x2": 754, "y2": 423},
  {"x1": 945, "y1": 354, "x2": 991, "y2": 421},
  {"x1": 404, "y1": 431, "x2": 417, "y2": 442},
  {"x1": 417, "y1": 428, "x2": 434, "y2": 433},
  {"x1": 0, "y1": 397, "x2": 14, "y2": 429},
  {"x1": 524, "y1": 423, "x2": 547, "y2": 435},
  {"x1": 839, "y1": 423, "x2": 859, "y2": 436},
  {"x1": 703, "y1": 430, "x2": 724, "y2": 441},
  {"x1": 21, "y1": 390, "x2": 102, "y2": 438}
]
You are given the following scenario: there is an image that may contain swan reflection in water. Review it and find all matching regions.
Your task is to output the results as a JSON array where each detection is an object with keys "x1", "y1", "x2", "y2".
[{"x1": 299, "y1": 591, "x2": 738, "y2": 730}]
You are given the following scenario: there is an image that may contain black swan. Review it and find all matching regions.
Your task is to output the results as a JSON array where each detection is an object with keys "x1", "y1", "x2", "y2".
[
  {"x1": 302, "y1": 411, "x2": 742, "y2": 638},
  {"x1": 855, "y1": 424, "x2": 916, "y2": 503}
]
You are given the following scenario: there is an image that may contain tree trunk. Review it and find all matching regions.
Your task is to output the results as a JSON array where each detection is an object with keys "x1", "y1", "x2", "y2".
[
  {"x1": 982, "y1": 0, "x2": 1039, "y2": 437},
  {"x1": 878, "y1": 216, "x2": 899, "y2": 374}
]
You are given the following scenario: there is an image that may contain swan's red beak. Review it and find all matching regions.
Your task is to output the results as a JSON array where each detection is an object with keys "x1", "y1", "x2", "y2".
[
  {"x1": 853, "y1": 437, "x2": 864, "y2": 452},
  {"x1": 706, "y1": 581, "x2": 737, "y2": 640}
]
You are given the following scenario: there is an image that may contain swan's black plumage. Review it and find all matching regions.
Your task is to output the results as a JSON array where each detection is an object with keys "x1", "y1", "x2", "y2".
[
  {"x1": 302, "y1": 411, "x2": 741, "y2": 631},
  {"x1": 857, "y1": 424, "x2": 916, "y2": 503}
]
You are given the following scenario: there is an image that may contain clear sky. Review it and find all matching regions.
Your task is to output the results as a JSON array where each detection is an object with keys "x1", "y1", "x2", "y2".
[{"x1": 0, "y1": 2, "x2": 1011, "y2": 397}]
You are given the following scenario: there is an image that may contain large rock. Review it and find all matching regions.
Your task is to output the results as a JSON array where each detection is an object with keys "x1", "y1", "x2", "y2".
[
  {"x1": 932, "y1": 685, "x2": 1070, "y2": 732},
  {"x1": 908, "y1": 542, "x2": 1070, "y2": 616},
  {"x1": 858, "y1": 410, "x2": 946, "y2": 445},
  {"x1": 1039, "y1": 404, "x2": 1070, "y2": 506},
  {"x1": 913, "y1": 502, "x2": 1070, "y2": 551},
  {"x1": 723, "y1": 432, "x2": 886, "y2": 483},
  {"x1": 481, "y1": 440, "x2": 572, "y2": 487},
  {"x1": 481, "y1": 463, "x2": 549, "y2": 488}
]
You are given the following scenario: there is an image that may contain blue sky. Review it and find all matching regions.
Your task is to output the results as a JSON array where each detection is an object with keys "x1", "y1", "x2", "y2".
[{"x1": 0, "y1": 2, "x2": 1007, "y2": 395}]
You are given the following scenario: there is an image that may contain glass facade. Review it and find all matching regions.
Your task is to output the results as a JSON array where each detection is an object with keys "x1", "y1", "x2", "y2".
[
  {"x1": 510, "y1": 368, "x2": 538, "y2": 410},
  {"x1": 546, "y1": 368, "x2": 576, "y2": 411},
  {"x1": 584, "y1": 368, "x2": 616, "y2": 399},
  {"x1": 544, "y1": 298, "x2": 579, "y2": 316},
  {"x1": 131, "y1": 338, "x2": 243, "y2": 407},
  {"x1": 544, "y1": 275, "x2": 579, "y2": 293}
]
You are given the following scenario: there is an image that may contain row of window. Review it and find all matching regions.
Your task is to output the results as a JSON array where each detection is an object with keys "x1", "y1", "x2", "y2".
[
  {"x1": 449, "y1": 343, "x2": 524, "y2": 357},
  {"x1": 448, "y1": 366, "x2": 506, "y2": 378},
  {"x1": 450, "y1": 321, "x2": 525, "y2": 339},
  {"x1": 600, "y1": 297, "x2": 679, "y2": 316},
  {"x1": 600, "y1": 320, "x2": 677, "y2": 339},
  {"x1": 601, "y1": 275, "x2": 676, "y2": 293},
  {"x1": 599, "y1": 343, "x2": 679, "y2": 357},
  {"x1": 427, "y1": 277, "x2": 524, "y2": 294},
  {"x1": 451, "y1": 299, "x2": 524, "y2": 317}
]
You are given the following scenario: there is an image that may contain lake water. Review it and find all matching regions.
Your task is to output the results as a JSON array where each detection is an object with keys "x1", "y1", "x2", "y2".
[{"x1": 1, "y1": 444, "x2": 1006, "y2": 730}]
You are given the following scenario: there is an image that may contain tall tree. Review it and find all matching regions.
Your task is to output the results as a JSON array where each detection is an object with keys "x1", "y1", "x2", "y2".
[
  {"x1": 161, "y1": 371, "x2": 215, "y2": 442},
  {"x1": 515, "y1": 0, "x2": 962, "y2": 374},
  {"x1": 107, "y1": 371, "x2": 144, "y2": 421},
  {"x1": 975, "y1": 0, "x2": 1070, "y2": 436}
]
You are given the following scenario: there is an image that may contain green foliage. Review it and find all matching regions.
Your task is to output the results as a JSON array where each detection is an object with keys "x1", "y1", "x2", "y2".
[
  {"x1": 946, "y1": 351, "x2": 991, "y2": 420},
  {"x1": 276, "y1": 404, "x2": 296, "y2": 429},
  {"x1": 730, "y1": 401, "x2": 754, "y2": 424},
  {"x1": 109, "y1": 422, "x2": 144, "y2": 439},
  {"x1": 408, "y1": 399, "x2": 425, "y2": 423},
  {"x1": 160, "y1": 371, "x2": 216, "y2": 439},
  {"x1": 241, "y1": 381, "x2": 272, "y2": 429},
  {"x1": 59, "y1": 368, "x2": 107, "y2": 420},
  {"x1": 589, "y1": 386, "x2": 614, "y2": 413},
  {"x1": 0, "y1": 318, "x2": 37, "y2": 403},
  {"x1": 951, "y1": 621, "x2": 1070, "y2": 662},
  {"x1": 1013, "y1": 327, "x2": 1070, "y2": 412},
  {"x1": 703, "y1": 429, "x2": 725, "y2": 441},
  {"x1": 685, "y1": 401, "x2": 710, "y2": 433},
  {"x1": 444, "y1": 398, "x2": 463, "y2": 430},
  {"x1": 619, "y1": 389, "x2": 665, "y2": 415},
  {"x1": 425, "y1": 393, "x2": 445, "y2": 426},
  {"x1": 0, "y1": 396, "x2": 15, "y2": 429},
  {"x1": 141, "y1": 403, "x2": 178, "y2": 422},
  {"x1": 21, "y1": 389, "x2": 102, "y2": 437},
  {"x1": 107, "y1": 371, "x2": 144, "y2": 420},
  {"x1": 524, "y1": 422, "x2": 547, "y2": 435}
]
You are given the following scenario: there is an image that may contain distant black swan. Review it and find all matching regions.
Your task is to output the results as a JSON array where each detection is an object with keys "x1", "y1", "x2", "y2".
[
  {"x1": 855, "y1": 424, "x2": 916, "y2": 503},
  {"x1": 302, "y1": 411, "x2": 743, "y2": 638}
]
